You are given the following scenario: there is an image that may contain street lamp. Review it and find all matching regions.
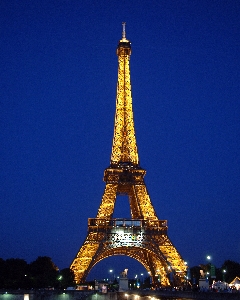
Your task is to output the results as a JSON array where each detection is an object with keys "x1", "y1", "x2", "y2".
[
  {"x1": 109, "y1": 269, "x2": 114, "y2": 282},
  {"x1": 222, "y1": 269, "x2": 226, "y2": 282},
  {"x1": 58, "y1": 275, "x2": 62, "y2": 288},
  {"x1": 206, "y1": 255, "x2": 216, "y2": 283},
  {"x1": 206, "y1": 272, "x2": 210, "y2": 279},
  {"x1": 206, "y1": 255, "x2": 211, "y2": 275}
]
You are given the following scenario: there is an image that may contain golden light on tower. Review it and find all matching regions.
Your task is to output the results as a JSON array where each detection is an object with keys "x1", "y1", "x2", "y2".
[{"x1": 70, "y1": 23, "x2": 187, "y2": 286}]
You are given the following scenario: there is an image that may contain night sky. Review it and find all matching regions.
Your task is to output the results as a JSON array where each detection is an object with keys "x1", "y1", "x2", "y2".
[{"x1": 1, "y1": 0, "x2": 240, "y2": 280}]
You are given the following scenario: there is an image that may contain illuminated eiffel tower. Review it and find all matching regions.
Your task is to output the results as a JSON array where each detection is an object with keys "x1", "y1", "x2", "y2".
[{"x1": 70, "y1": 23, "x2": 187, "y2": 286}]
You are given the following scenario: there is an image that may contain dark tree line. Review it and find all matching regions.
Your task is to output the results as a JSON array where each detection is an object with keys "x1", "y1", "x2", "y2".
[
  {"x1": 190, "y1": 260, "x2": 240, "y2": 285},
  {"x1": 0, "y1": 256, "x2": 75, "y2": 289},
  {"x1": 1, "y1": 256, "x2": 239, "y2": 290}
]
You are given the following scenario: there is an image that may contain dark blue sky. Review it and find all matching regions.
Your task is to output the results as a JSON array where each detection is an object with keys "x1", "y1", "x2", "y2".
[{"x1": 1, "y1": 0, "x2": 240, "y2": 280}]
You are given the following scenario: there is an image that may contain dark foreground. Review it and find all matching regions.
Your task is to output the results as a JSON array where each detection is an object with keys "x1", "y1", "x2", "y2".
[
  {"x1": 134, "y1": 289, "x2": 240, "y2": 300},
  {"x1": 0, "y1": 290, "x2": 240, "y2": 300}
]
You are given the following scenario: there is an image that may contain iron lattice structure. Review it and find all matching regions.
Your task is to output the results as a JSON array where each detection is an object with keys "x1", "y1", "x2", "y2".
[{"x1": 70, "y1": 23, "x2": 187, "y2": 286}]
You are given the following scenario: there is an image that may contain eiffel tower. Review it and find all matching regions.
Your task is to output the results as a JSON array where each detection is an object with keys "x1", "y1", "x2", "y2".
[{"x1": 70, "y1": 23, "x2": 187, "y2": 287}]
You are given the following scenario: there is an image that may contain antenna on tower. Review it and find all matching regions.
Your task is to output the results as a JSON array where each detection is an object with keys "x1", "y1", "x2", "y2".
[{"x1": 122, "y1": 22, "x2": 126, "y2": 39}]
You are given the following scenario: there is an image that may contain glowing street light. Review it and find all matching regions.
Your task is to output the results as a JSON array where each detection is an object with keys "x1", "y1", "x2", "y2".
[
  {"x1": 222, "y1": 269, "x2": 226, "y2": 282},
  {"x1": 109, "y1": 269, "x2": 114, "y2": 282},
  {"x1": 206, "y1": 255, "x2": 216, "y2": 281}
]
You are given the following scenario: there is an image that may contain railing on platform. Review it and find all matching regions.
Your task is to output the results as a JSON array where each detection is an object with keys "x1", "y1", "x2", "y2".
[{"x1": 88, "y1": 218, "x2": 167, "y2": 230}]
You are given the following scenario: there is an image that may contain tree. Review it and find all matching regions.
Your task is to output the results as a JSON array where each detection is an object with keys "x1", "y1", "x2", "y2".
[
  {"x1": 190, "y1": 265, "x2": 201, "y2": 286},
  {"x1": 3, "y1": 258, "x2": 29, "y2": 289},
  {"x1": 29, "y1": 256, "x2": 59, "y2": 288},
  {"x1": 0, "y1": 258, "x2": 5, "y2": 288},
  {"x1": 221, "y1": 260, "x2": 240, "y2": 283},
  {"x1": 58, "y1": 268, "x2": 75, "y2": 289}
]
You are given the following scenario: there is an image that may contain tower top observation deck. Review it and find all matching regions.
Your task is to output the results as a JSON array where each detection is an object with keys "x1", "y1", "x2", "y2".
[{"x1": 117, "y1": 22, "x2": 131, "y2": 55}]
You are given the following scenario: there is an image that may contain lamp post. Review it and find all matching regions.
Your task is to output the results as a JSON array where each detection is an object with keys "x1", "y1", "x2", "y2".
[
  {"x1": 184, "y1": 262, "x2": 188, "y2": 288},
  {"x1": 58, "y1": 275, "x2": 62, "y2": 289},
  {"x1": 206, "y1": 255, "x2": 211, "y2": 281},
  {"x1": 206, "y1": 255, "x2": 216, "y2": 284},
  {"x1": 222, "y1": 269, "x2": 226, "y2": 282},
  {"x1": 109, "y1": 269, "x2": 114, "y2": 284},
  {"x1": 135, "y1": 275, "x2": 139, "y2": 289},
  {"x1": 206, "y1": 272, "x2": 210, "y2": 280}
]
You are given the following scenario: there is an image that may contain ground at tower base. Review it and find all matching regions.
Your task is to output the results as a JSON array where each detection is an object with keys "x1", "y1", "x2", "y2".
[{"x1": 1, "y1": 290, "x2": 240, "y2": 300}]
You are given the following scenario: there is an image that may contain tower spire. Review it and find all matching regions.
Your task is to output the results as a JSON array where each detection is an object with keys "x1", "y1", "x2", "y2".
[
  {"x1": 122, "y1": 22, "x2": 126, "y2": 39},
  {"x1": 110, "y1": 22, "x2": 138, "y2": 166}
]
